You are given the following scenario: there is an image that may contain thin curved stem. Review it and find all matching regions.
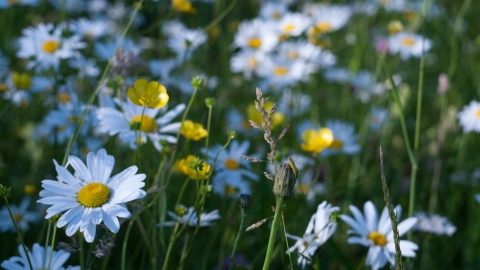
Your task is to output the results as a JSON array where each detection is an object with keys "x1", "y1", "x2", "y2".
[
  {"x1": 262, "y1": 198, "x2": 283, "y2": 270},
  {"x1": 228, "y1": 209, "x2": 246, "y2": 270}
]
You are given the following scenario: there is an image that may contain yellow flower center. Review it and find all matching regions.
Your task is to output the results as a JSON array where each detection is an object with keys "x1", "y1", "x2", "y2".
[
  {"x1": 329, "y1": 139, "x2": 343, "y2": 149},
  {"x1": 130, "y1": 115, "x2": 158, "y2": 133},
  {"x1": 12, "y1": 72, "x2": 32, "y2": 90},
  {"x1": 402, "y1": 11, "x2": 416, "y2": 22},
  {"x1": 42, "y1": 40, "x2": 60, "y2": 54},
  {"x1": 24, "y1": 184, "x2": 36, "y2": 195},
  {"x1": 83, "y1": 32, "x2": 95, "y2": 38},
  {"x1": 224, "y1": 158, "x2": 239, "y2": 170},
  {"x1": 0, "y1": 83, "x2": 9, "y2": 92},
  {"x1": 224, "y1": 185, "x2": 237, "y2": 195},
  {"x1": 283, "y1": 24, "x2": 295, "y2": 33},
  {"x1": 77, "y1": 183, "x2": 111, "y2": 208},
  {"x1": 476, "y1": 110, "x2": 480, "y2": 117},
  {"x1": 287, "y1": 51, "x2": 298, "y2": 59},
  {"x1": 402, "y1": 37, "x2": 416, "y2": 46},
  {"x1": 316, "y1": 22, "x2": 332, "y2": 33},
  {"x1": 273, "y1": 66, "x2": 288, "y2": 76},
  {"x1": 272, "y1": 12, "x2": 281, "y2": 19},
  {"x1": 248, "y1": 38, "x2": 262, "y2": 49},
  {"x1": 247, "y1": 57, "x2": 257, "y2": 68},
  {"x1": 57, "y1": 92, "x2": 70, "y2": 103},
  {"x1": 57, "y1": 126, "x2": 67, "y2": 131},
  {"x1": 301, "y1": 128, "x2": 334, "y2": 153},
  {"x1": 13, "y1": 214, "x2": 22, "y2": 221},
  {"x1": 297, "y1": 183, "x2": 309, "y2": 195},
  {"x1": 368, "y1": 231, "x2": 387, "y2": 246}
]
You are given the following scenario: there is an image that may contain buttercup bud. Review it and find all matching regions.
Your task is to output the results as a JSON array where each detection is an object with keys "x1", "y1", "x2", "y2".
[
  {"x1": 238, "y1": 194, "x2": 251, "y2": 210},
  {"x1": 191, "y1": 76, "x2": 204, "y2": 90},
  {"x1": 273, "y1": 157, "x2": 298, "y2": 200}
]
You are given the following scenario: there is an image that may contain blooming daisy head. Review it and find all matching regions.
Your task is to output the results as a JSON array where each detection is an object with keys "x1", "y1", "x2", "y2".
[
  {"x1": 72, "y1": 18, "x2": 110, "y2": 40},
  {"x1": 0, "y1": 0, "x2": 39, "y2": 8},
  {"x1": 413, "y1": 212, "x2": 456, "y2": 236},
  {"x1": 286, "y1": 201, "x2": 339, "y2": 268},
  {"x1": 388, "y1": 31, "x2": 432, "y2": 60},
  {"x1": 158, "y1": 206, "x2": 220, "y2": 227},
  {"x1": 17, "y1": 23, "x2": 85, "y2": 71},
  {"x1": 257, "y1": 56, "x2": 306, "y2": 87},
  {"x1": 0, "y1": 197, "x2": 39, "y2": 233},
  {"x1": 276, "y1": 12, "x2": 312, "y2": 38},
  {"x1": 1, "y1": 243, "x2": 79, "y2": 270},
  {"x1": 230, "y1": 50, "x2": 266, "y2": 79},
  {"x1": 259, "y1": 2, "x2": 288, "y2": 20},
  {"x1": 233, "y1": 18, "x2": 278, "y2": 52},
  {"x1": 341, "y1": 201, "x2": 418, "y2": 270},
  {"x1": 457, "y1": 100, "x2": 480, "y2": 133},
  {"x1": 166, "y1": 27, "x2": 207, "y2": 60},
  {"x1": 37, "y1": 149, "x2": 146, "y2": 243},
  {"x1": 321, "y1": 120, "x2": 361, "y2": 156},
  {"x1": 309, "y1": 4, "x2": 352, "y2": 34}
]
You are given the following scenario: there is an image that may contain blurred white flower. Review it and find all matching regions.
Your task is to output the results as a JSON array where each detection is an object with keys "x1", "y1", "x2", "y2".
[
  {"x1": 1, "y1": 243, "x2": 79, "y2": 270},
  {"x1": 457, "y1": 100, "x2": 480, "y2": 133},
  {"x1": 233, "y1": 18, "x2": 278, "y2": 52},
  {"x1": 414, "y1": 212, "x2": 456, "y2": 236},
  {"x1": 158, "y1": 206, "x2": 221, "y2": 227},
  {"x1": 388, "y1": 32, "x2": 432, "y2": 60}
]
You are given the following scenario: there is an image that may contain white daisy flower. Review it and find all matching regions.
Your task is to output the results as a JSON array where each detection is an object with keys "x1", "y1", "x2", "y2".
[
  {"x1": 17, "y1": 23, "x2": 85, "y2": 71},
  {"x1": 230, "y1": 50, "x2": 266, "y2": 79},
  {"x1": 0, "y1": 0, "x2": 38, "y2": 8},
  {"x1": 69, "y1": 56, "x2": 100, "y2": 78},
  {"x1": 1, "y1": 243, "x2": 80, "y2": 270},
  {"x1": 414, "y1": 212, "x2": 456, "y2": 236},
  {"x1": 166, "y1": 28, "x2": 207, "y2": 60},
  {"x1": 388, "y1": 32, "x2": 432, "y2": 60},
  {"x1": 259, "y1": 2, "x2": 288, "y2": 20},
  {"x1": 341, "y1": 201, "x2": 418, "y2": 270},
  {"x1": 49, "y1": 0, "x2": 85, "y2": 12},
  {"x1": 96, "y1": 98, "x2": 185, "y2": 151},
  {"x1": 277, "y1": 88, "x2": 312, "y2": 117},
  {"x1": 351, "y1": 70, "x2": 375, "y2": 103},
  {"x1": 203, "y1": 140, "x2": 259, "y2": 197},
  {"x1": 276, "y1": 12, "x2": 312, "y2": 38},
  {"x1": 323, "y1": 67, "x2": 353, "y2": 83},
  {"x1": 158, "y1": 206, "x2": 221, "y2": 227},
  {"x1": 37, "y1": 149, "x2": 146, "y2": 243},
  {"x1": 2, "y1": 71, "x2": 53, "y2": 106},
  {"x1": 369, "y1": 107, "x2": 389, "y2": 131},
  {"x1": 162, "y1": 20, "x2": 187, "y2": 37},
  {"x1": 321, "y1": 120, "x2": 361, "y2": 156},
  {"x1": 277, "y1": 41, "x2": 336, "y2": 73},
  {"x1": 375, "y1": 0, "x2": 408, "y2": 12},
  {"x1": 286, "y1": 201, "x2": 339, "y2": 268},
  {"x1": 257, "y1": 56, "x2": 305, "y2": 87},
  {"x1": 0, "y1": 197, "x2": 39, "y2": 233},
  {"x1": 233, "y1": 18, "x2": 279, "y2": 52},
  {"x1": 308, "y1": 4, "x2": 352, "y2": 33},
  {"x1": 457, "y1": 100, "x2": 480, "y2": 133},
  {"x1": 94, "y1": 37, "x2": 143, "y2": 61},
  {"x1": 71, "y1": 18, "x2": 110, "y2": 40}
]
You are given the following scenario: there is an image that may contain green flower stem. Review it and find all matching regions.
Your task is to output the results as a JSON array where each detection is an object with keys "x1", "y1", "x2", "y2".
[
  {"x1": 281, "y1": 213, "x2": 293, "y2": 270},
  {"x1": 262, "y1": 198, "x2": 283, "y2": 270},
  {"x1": 121, "y1": 217, "x2": 136, "y2": 270},
  {"x1": 203, "y1": 0, "x2": 238, "y2": 33},
  {"x1": 204, "y1": 105, "x2": 213, "y2": 161},
  {"x1": 42, "y1": 223, "x2": 52, "y2": 269},
  {"x1": 47, "y1": 224, "x2": 58, "y2": 270},
  {"x1": 2, "y1": 197, "x2": 33, "y2": 270},
  {"x1": 228, "y1": 209, "x2": 246, "y2": 270},
  {"x1": 161, "y1": 220, "x2": 181, "y2": 270},
  {"x1": 79, "y1": 234, "x2": 85, "y2": 270},
  {"x1": 61, "y1": 0, "x2": 143, "y2": 166}
]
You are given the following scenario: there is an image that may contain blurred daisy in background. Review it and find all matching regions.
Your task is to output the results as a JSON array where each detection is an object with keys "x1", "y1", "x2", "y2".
[
  {"x1": 0, "y1": 50, "x2": 9, "y2": 74},
  {"x1": 37, "y1": 149, "x2": 147, "y2": 243},
  {"x1": 351, "y1": 70, "x2": 375, "y2": 103},
  {"x1": 277, "y1": 41, "x2": 336, "y2": 73},
  {"x1": 68, "y1": 56, "x2": 101, "y2": 78},
  {"x1": 167, "y1": 27, "x2": 207, "y2": 61},
  {"x1": 286, "y1": 201, "x2": 339, "y2": 268},
  {"x1": 230, "y1": 50, "x2": 266, "y2": 79},
  {"x1": 234, "y1": 18, "x2": 278, "y2": 52},
  {"x1": 308, "y1": 4, "x2": 352, "y2": 34},
  {"x1": 0, "y1": 0, "x2": 39, "y2": 8},
  {"x1": 388, "y1": 31, "x2": 432, "y2": 60},
  {"x1": 323, "y1": 67, "x2": 352, "y2": 83},
  {"x1": 1, "y1": 243, "x2": 79, "y2": 270},
  {"x1": 369, "y1": 107, "x2": 390, "y2": 131},
  {"x1": 257, "y1": 56, "x2": 305, "y2": 87},
  {"x1": 94, "y1": 37, "x2": 143, "y2": 61},
  {"x1": 341, "y1": 201, "x2": 418, "y2": 270},
  {"x1": 457, "y1": 100, "x2": 480, "y2": 133},
  {"x1": 96, "y1": 98, "x2": 185, "y2": 151},
  {"x1": 276, "y1": 12, "x2": 311, "y2": 38},
  {"x1": 259, "y1": 2, "x2": 288, "y2": 20},
  {"x1": 413, "y1": 212, "x2": 456, "y2": 236},
  {"x1": 0, "y1": 197, "x2": 39, "y2": 233},
  {"x1": 203, "y1": 140, "x2": 259, "y2": 197},
  {"x1": 1, "y1": 71, "x2": 53, "y2": 106},
  {"x1": 71, "y1": 18, "x2": 111, "y2": 40},
  {"x1": 17, "y1": 23, "x2": 85, "y2": 71},
  {"x1": 158, "y1": 205, "x2": 220, "y2": 227},
  {"x1": 277, "y1": 88, "x2": 312, "y2": 117},
  {"x1": 322, "y1": 121, "x2": 361, "y2": 156}
]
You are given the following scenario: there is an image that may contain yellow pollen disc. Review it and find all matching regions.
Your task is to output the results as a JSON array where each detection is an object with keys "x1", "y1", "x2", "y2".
[
  {"x1": 302, "y1": 240, "x2": 309, "y2": 247},
  {"x1": 24, "y1": 184, "x2": 36, "y2": 195},
  {"x1": 58, "y1": 92, "x2": 70, "y2": 103},
  {"x1": 13, "y1": 214, "x2": 22, "y2": 221},
  {"x1": 224, "y1": 158, "x2": 239, "y2": 170},
  {"x1": 225, "y1": 185, "x2": 237, "y2": 195},
  {"x1": 0, "y1": 83, "x2": 9, "y2": 92},
  {"x1": 131, "y1": 115, "x2": 158, "y2": 133},
  {"x1": 42, "y1": 40, "x2": 60, "y2": 54},
  {"x1": 287, "y1": 51, "x2": 298, "y2": 59},
  {"x1": 247, "y1": 57, "x2": 257, "y2": 68},
  {"x1": 402, "y1": 37, "x2": 415, "y2": 46},
  {"x1": 68, "y1": 116, "x2": 80, "y2": 123},
  {"x1": 329, "y1": 139, "x2": 343, "y2": 149},
  {"x1": 272, "y1": 12, "x2": 281, "y2": 19},
  {"x1": 368, "y1": 231, "x2": 387, "y2": 246},
  {"x1": 273, "y1": 66, "x2": 288, "y2": 76},
  {"x1": 77, "y1": 183, "x2": 111, "y2": 208},
  {"x1": 476, "y1": 110, "x2": 480, "y2": 117},
  {"x1": 298, "y1": 183, "x2": 309, "y2": 195},
  {"x1": 283, "y1": 24, "x2": 295, "y2": 33},
  {"x1": 57, "y1": 126, "x2": 67, "y2": 131},
  {"x1": 248, "y1": 38, "x2": 262, "y2": 49},
  {"x1": 83, "y1": 32, "x2": 95, "y2": 38},
  {"x1": 317, "y1": 22, "x2": 332, "y2": 33}
]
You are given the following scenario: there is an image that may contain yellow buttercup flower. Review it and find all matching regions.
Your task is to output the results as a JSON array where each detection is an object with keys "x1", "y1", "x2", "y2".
[
  {"x1": 301, "y1": 128, "x2": 334, "y2": 153},
  {"x1": 180, "y1": 120, "x2": 208, "y2": 141},
  {"x1": 174, "y1": 155, "x2": 211, "y2": 180},
  {"x1": 128, "y1": 78, "x2": 169, "y2": 109},
  {"x1": 247, "y1": 101, "x2": 284, "y2": 130},
  {"x1": 172, "y1": 0, "x2": 197, "y2": 13},
  {"x1": 12, "y1": 72, "x2": 32, "y2": 90}
]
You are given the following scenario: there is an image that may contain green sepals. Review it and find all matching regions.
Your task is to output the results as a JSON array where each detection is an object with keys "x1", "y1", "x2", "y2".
[
  {"x1": 129, "y1": 121, "x2": 141, "y2": 131},
  {"x1": 226, "y1": 130, "x2": 237, "y2": 139},
  {"x1": 200, "y1": 184, "x2": 212, "y2": 196},
  {"x1": 175, "y1": 204, "x2": 188, "y2": 217},
  {"x1": 191, "y1": 76, "x2": 204, "y2": 90},
  {"x1": 330, "y1": 211, "x2": 340, "y2": 223},
  {"x1": 107, "y1": 76, "x2": 125, "y2": 89},
  {"x1": 0, "y1": 184, "x2": 12, "y2": 197},
  {"x1": 189, "y1": 157, "x2": 205, "y2": 172},
  {"x1": 205, "y1": 97, "x2": 216, "y2": 108}
]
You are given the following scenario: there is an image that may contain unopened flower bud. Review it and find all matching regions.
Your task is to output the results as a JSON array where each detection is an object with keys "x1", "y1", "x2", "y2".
[
  {"x1": 238, "y1": 194, "x2": 251, "y2": 210},
  {"x1": 205, "y1": 97, "x2": 216, "y2": 108},
  {"x1": 387, "y1": 20, "x2": 403, "y2": 34},
  {"x1": 273, "y1": 157, "x2": 298, "y2": 200},
  {"x1": 0, "y1": 184, "x2": 11, "y2": 197},
  {"x1": 191, "y1": 76, "x2": 204, "y2": 90}
]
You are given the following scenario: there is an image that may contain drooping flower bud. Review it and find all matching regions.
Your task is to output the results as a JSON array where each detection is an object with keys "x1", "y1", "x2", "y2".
[
  {"x1": 273, "y1": 157, "x2": 298, "y2": 200},
  {"x1": 238, "y1": 194, "x2": 251, "y2": 210}
]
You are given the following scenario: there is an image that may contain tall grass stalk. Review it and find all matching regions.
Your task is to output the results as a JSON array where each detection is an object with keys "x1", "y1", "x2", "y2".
[{"x1": 379, "y1": 146, "x2": 402, "y2": 269}]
